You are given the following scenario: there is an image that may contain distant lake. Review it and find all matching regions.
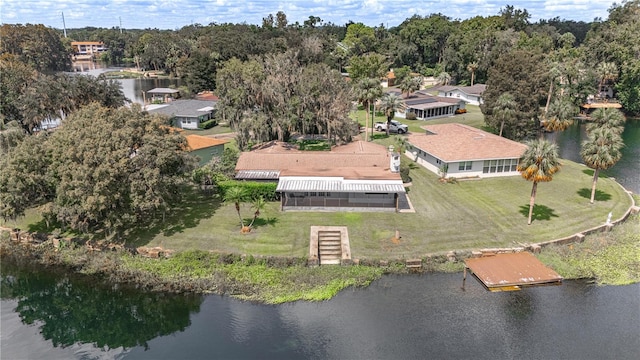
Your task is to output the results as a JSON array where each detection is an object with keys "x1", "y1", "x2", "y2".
[{"x1": 71, "y1": 63, "x2": 182, "y2": 105}]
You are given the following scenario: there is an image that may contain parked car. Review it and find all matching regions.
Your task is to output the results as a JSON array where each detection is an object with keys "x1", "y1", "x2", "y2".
[{"x1": 375, "y1": 120, "x2": 409, "y2": 134}]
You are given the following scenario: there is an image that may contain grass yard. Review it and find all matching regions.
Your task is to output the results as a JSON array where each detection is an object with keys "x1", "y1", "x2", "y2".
[
  {"x1": 351, "y1": 104, "x2": 487, "y2": 140},
  {"x1": 80, "y1": 159, "x2": 630, "y2": 259},
  {"x1": 182, "y1": 123, "x2": 233, "y2": 136}
]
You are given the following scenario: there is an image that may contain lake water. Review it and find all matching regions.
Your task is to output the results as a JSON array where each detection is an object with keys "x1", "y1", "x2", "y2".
[
  {"x1": 1, "y1": 262, "x2": 639, "y2": 359},
  {"x1": 545, "y1": 119, "x2": 640, "y2": 194},
  {"x1": 72, "y1": 64, "x2": 182, "y2": 105}
]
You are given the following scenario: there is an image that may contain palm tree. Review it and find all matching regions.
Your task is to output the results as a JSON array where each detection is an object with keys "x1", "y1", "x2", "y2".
[
  {"x1": 437, "y1": 71, "x2": 451, "y2": 86},
  {"x1": 544, "y1": 61, "x2": 563, "y2": 116},
  {"x1": 544, "y1": 99, "x2": 577, "y2": 137},
  {"x1": 580, "y1": 127, "x2": 624, "y2": 204},
  {"x1": 379, "y1": 93, "x2": 406, "y2": 136},
  {"x1": 354, "y1": 77, "x2": 382, "y2": 141},
  {"x1": 517, "y1": 139, "x2": 561, "y2": 225},
  {"x1": 467, "y1": 62, "x2": 479, "y2": 86},
  {"x1": 248, "y1": 196, "x2": 266, "y2": 228},
  {"x1": 595, "y1": 62, "x2": 618, "y2": 99},
  {"x1": 492, "y1": 93, "x2": 516, "y2": 137},
  {"x1": 223, "y1": 186, "x2": 248, "y2": 229},
  {"x1": 398, "y1": 76, "x2": 423, "y2": 98},
  {"x1": 587, "y1": 108, "x2": 626, "y2": 135}
]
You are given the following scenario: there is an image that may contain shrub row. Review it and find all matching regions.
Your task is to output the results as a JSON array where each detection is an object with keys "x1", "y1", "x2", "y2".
[
  {"x1": 217, "y1": 180, "x2": 278, "y2": 201},
  {"x1": 198, "y1": 119, "x2": 218, "y2": 129}
]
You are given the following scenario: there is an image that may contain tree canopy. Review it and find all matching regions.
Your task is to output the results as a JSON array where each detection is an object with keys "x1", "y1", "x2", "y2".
[
  {"x1": 0, "y1": 104, "x2": 196, "y2": 236},
  {"x1": 216, "y1": 51, "x2": 356, "y2": 149}
]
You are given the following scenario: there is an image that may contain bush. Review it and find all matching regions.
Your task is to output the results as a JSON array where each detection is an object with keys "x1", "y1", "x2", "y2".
[
  {"x1": 198, "y1": 119, "x2": 217, "y2": 129},
  {"x1": 455, "y1": 108, "x2": 467, "y2": 114},
  {"x1": 400, "y1": 160, "x2": 411, "y2": 183},
  {"x1": 405, "y1": 112, "x2": 417, "y2": 120},
  {"x1": 218, "y1": 180, "x2": 278, "y2": 201}
]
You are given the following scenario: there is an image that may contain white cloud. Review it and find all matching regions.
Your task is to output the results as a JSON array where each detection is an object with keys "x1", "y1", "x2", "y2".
[{"x1": 0, "y1": 0, "x2": 621, "y2": 29}]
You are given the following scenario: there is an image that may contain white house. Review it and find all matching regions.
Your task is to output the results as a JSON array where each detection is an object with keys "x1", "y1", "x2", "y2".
[
  {"x1": 406, "y1": 123, "x2": 527, "y2": 179},
  {"x1": 146, "y1": 99, "x2": 217, "y2": 130},
  {"x1": 436, "y1": 84, "x2": 487, "y2": 106},
  {"x1": 235, "y1": 141, "x2": 406, "y2": 212}
]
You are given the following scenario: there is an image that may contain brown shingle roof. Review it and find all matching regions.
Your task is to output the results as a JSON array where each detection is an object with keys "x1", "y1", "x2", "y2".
[
  {"x1": 236, "y1": 141, "x2": 400, "y2": 180},
  {"x1": 185, "y1": 135, "x2": 227, "y2": 151},
  {"x1": 407, "y1": 124, "x2": 527, "y2": 162}
]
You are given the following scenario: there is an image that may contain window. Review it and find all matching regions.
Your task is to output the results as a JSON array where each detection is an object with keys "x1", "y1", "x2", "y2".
[
  {"x1": 458, "y1": 161, "x2": 472, "y2": 171},
  {"x1": 490, "y1": 160, "x2": 497, "y2": 173},
  {"x1": 482, "y1": 159, "x2": 519, "y2": 173},
  {"x1": 436, "y1": 159, "x2": 442, "y2": 165}
]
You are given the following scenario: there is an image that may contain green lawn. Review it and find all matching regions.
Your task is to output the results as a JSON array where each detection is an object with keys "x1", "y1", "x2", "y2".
[
  {"x1": 135, "y1": 159, "x2": 631, "y2": 258},
  {"x1": 182, "y1": 123, "x2": 233, "y2": 136},
  {"x1": 352, "y1": 104, "x2": 486, "y2": 137},
  {"x1": 5, "y1": 158, "x2": 622, "y2": 260}
]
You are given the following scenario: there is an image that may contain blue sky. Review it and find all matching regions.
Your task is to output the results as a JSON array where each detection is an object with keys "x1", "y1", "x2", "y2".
[{"x1": 1, "y1": 0, "x2": 618, "y2": 30}]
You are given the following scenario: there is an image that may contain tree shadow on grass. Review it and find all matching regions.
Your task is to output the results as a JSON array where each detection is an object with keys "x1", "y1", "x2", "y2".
[
  {"x1": 582, "y1": 169, "x2": 609, "y2": 178},
  {"x1": 518, "y1": 204, "x2": 559, "y2": 222},
  {"x1": 242, "y1": 217, "x2": 279, "y2": 230},
  {"x1": 577, "y1": 188, "x2": 612, "y2": 202},
  {"x1": 125, "y1": 187, "x2": 220, "y2": 247}
]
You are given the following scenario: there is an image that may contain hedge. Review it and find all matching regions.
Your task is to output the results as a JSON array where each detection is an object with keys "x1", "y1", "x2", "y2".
[
  {"x1": 198, "y1": 119, "x2": 218, "y2": 129},
  {"x1": 218, "y1": 180, "x2": 278, "y2": 201}
]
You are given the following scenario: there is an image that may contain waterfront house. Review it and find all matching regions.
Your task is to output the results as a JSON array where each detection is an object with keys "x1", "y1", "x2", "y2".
[
  {"x1": 235, "y1": 141, "x2": 406, "y2": 212},
  {"x1": 406, "y1": 123, "x2": 527, "y2": 179},
  {"x1": 146, "y1": 99, "x2": 217, "y2": 130}
]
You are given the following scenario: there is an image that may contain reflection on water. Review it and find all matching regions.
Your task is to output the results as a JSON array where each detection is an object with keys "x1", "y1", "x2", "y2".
[
  {"x1": 2, "y1": 265, "x2": 639, "y2": 360},
  {"x1": 545, "y1": 119, "x2": 640, "y2": 194},
  {"x1": 0, "y1": 262, "x2": 202, "y2": 355}
]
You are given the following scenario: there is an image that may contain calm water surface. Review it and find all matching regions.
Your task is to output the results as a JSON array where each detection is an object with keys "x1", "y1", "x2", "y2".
[
  {"x1": 545, "y1": 119, "x2": 640, "y2": 194},
  {"x1": 1, "y1": 263, "x2": 638, "y2": 359}
]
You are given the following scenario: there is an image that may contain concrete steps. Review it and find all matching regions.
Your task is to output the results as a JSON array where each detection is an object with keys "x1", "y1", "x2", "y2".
[
  {"x1": 309, "y1": 226, "x2": 351, "y2": 266},
  {"x1": 319, "y1": 231, "x2": 342, "y2": 265}
]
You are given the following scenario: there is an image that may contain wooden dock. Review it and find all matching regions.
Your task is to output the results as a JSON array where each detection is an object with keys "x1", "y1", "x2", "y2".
[{"x1": 464, "y1": 252, "x2": 563, "y2": 292}]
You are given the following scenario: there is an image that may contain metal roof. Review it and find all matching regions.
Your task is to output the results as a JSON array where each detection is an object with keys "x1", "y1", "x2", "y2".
[
  {"x1": 408, "y1": 101, "x2": 457, "y2": 110},
  {"x1": 147, "y1": 88, "x2": 180, "y2": 94},
  {"x1": 277, "y1": 178, "x2": 405, "y2": 193},
  {"x1": 147, "y1": 99, "x2": 217, "y2": 118},
  {"x1": 235, "y1": 170, "x2": 280, "y2": 180}
]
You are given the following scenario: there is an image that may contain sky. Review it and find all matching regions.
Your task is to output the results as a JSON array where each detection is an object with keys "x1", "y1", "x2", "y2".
[{"x1": 1, "y1": 0, "x2": 620, "y2": 30}]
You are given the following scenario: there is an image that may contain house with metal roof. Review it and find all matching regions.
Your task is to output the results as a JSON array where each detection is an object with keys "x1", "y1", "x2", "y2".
[
  {"x1": 147, "y1": 99, "x2": 217, "y2": 130},
  {"x1": 392, "y1": 90, "x2": 466, "y2": 120},
  {"x1": 235, "y1": 141, "x2": 406, "y2": 212},
  {"x1": 406, "y1": 123, "x2": 527, "y2": 179},
  {"x1": 436, "y1": 84, "x2": 487, "y2": 106}
]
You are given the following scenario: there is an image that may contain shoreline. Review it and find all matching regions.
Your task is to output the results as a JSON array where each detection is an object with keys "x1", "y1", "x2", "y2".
[{"x1": 1, "y1": 210, "x2": 638, "y2": 303}]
